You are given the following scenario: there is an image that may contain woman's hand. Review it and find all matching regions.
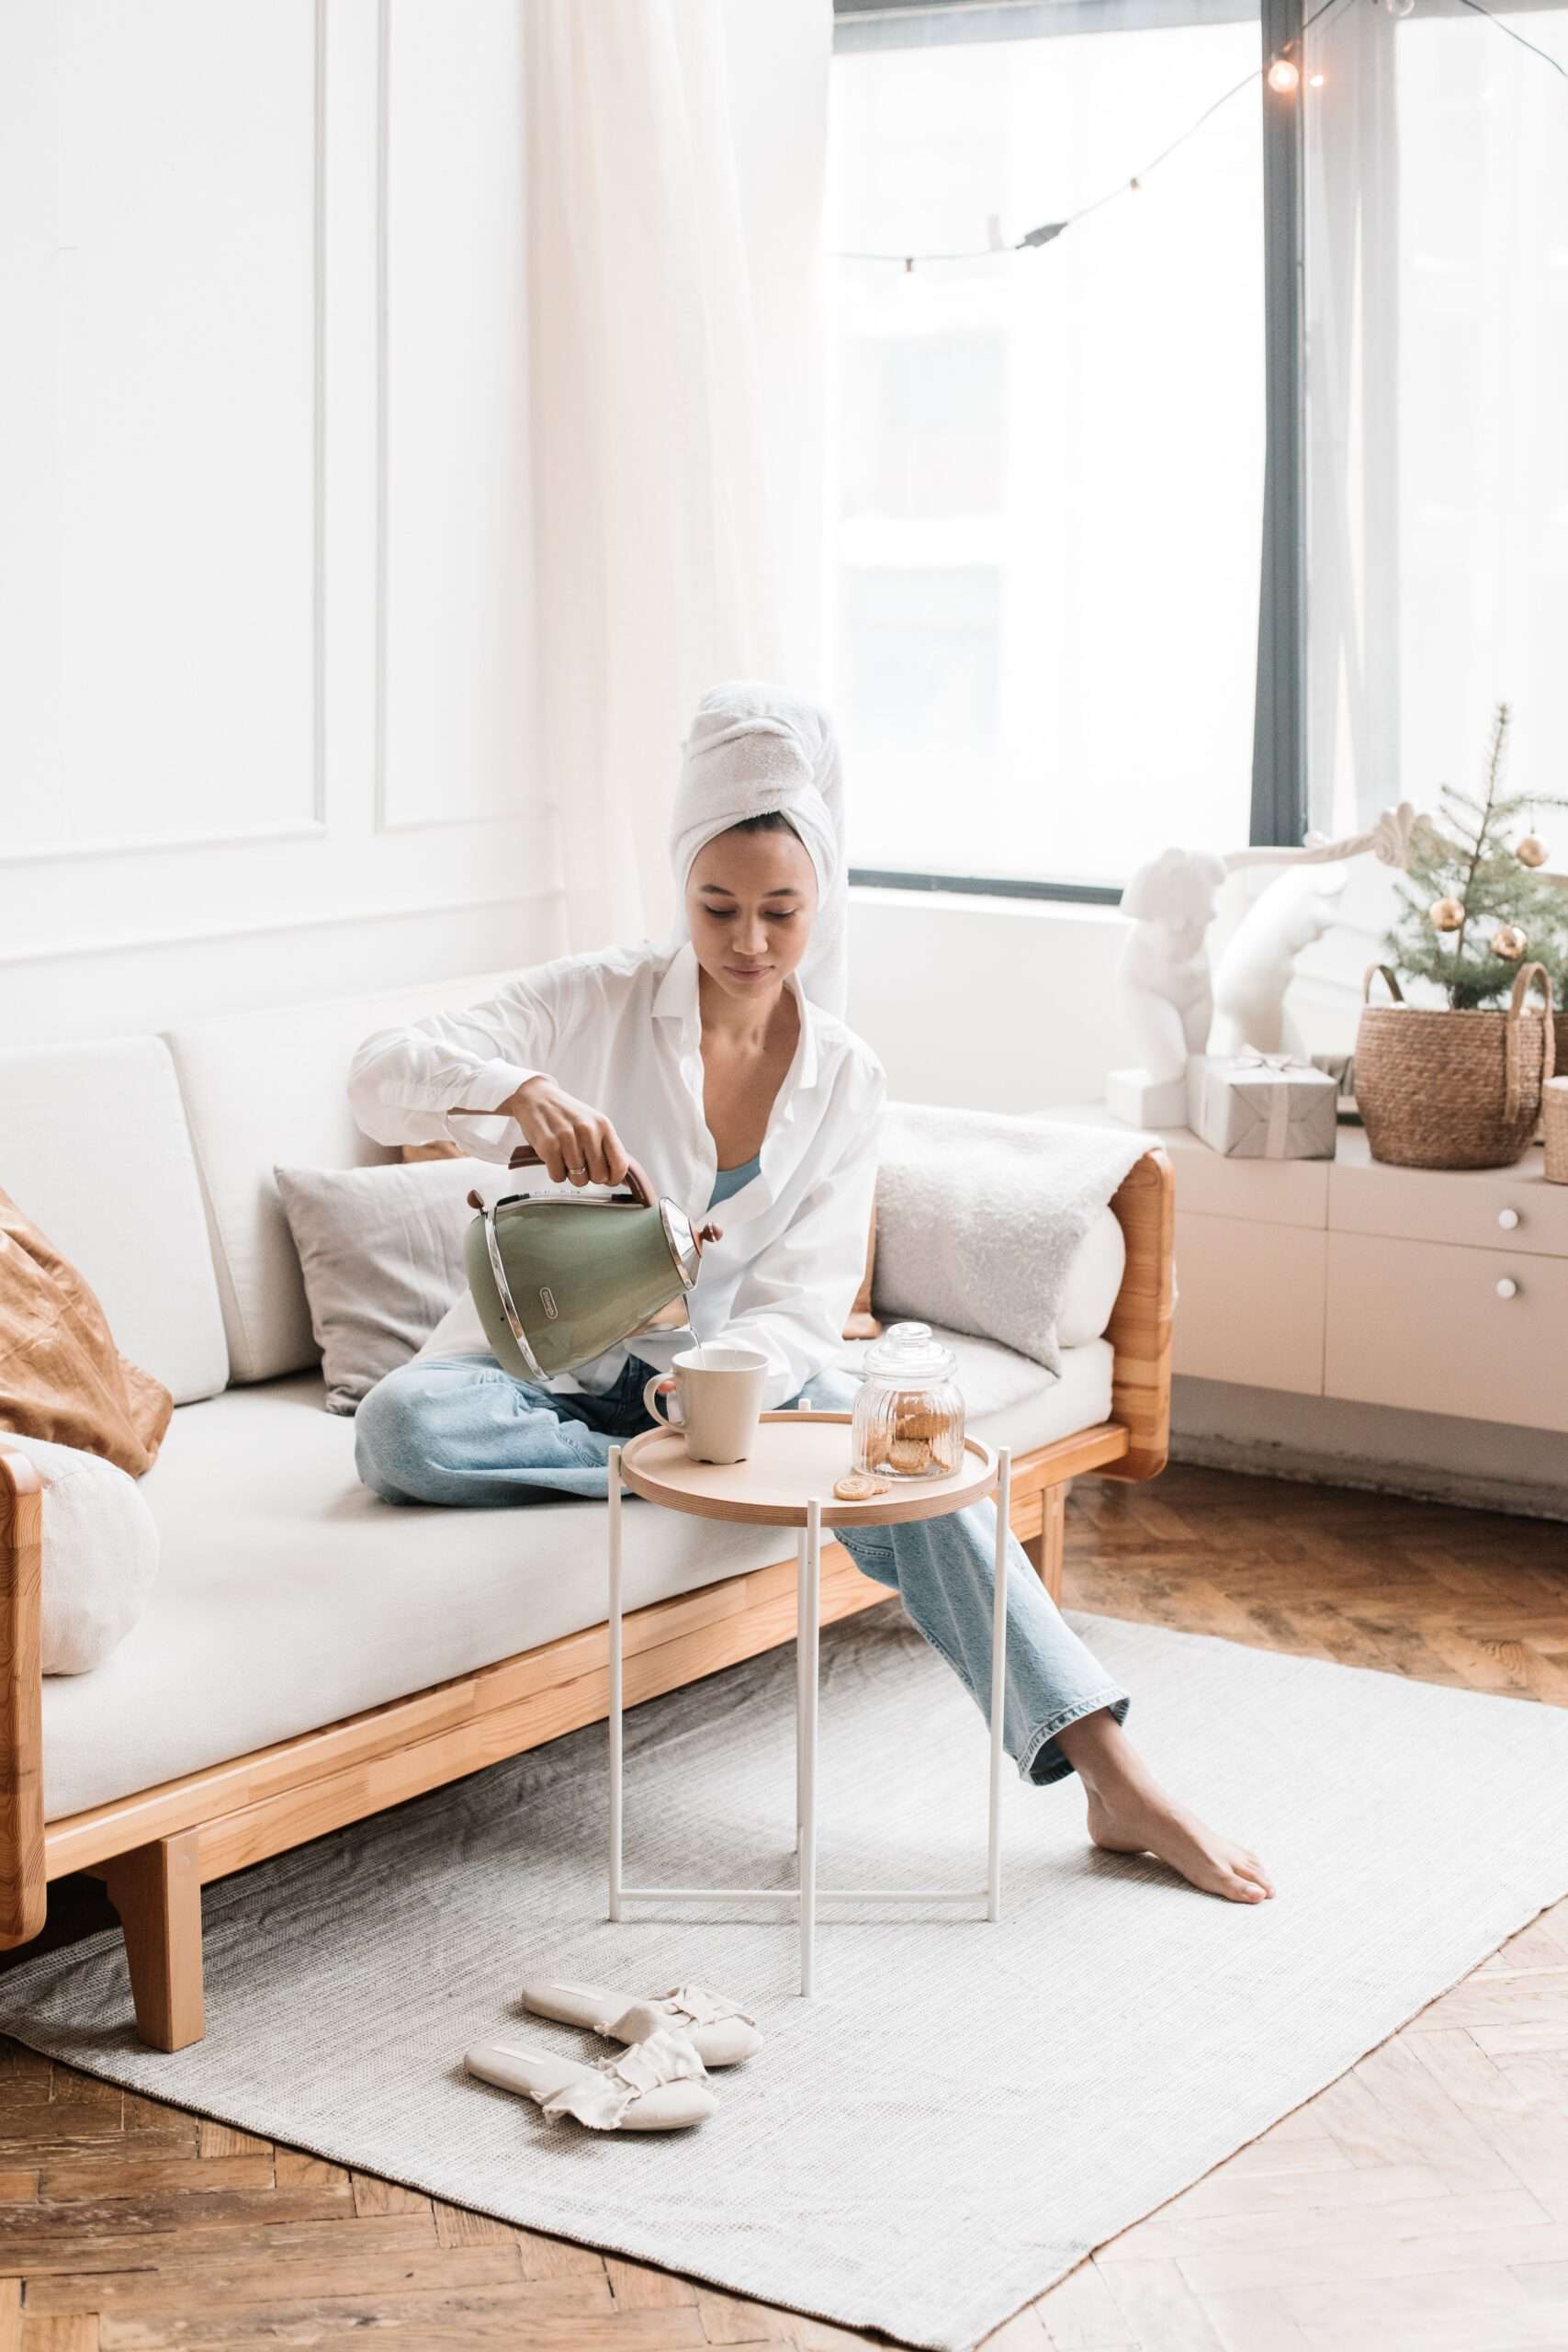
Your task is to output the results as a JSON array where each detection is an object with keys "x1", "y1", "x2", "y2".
[{"x1": 502, "y1": 1077, "x2": 634, "y2": 1189}]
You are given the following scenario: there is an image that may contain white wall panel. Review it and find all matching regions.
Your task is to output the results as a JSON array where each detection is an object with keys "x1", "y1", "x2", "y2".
[
  {"x1": 0, "y1": 0, "x2": 554, "y2": 1045},
  {"x1": 379, "y1": 0, "x2": 533, "y2": 831},
  {"x1": 11, "y1": 0, "x2": 321, "y2": 855},
  {"x1": 0, "y1": 895, "x2": 565, "y2": 1049}
]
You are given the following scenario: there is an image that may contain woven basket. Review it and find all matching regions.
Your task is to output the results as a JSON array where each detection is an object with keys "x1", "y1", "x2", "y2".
[
  {"x1": 1354, "y1": 962, "x2": 1556, "y2": 1170},
  {"x1": 1546, "y1": 1078, "x2": 1568, "y2": 1185}
]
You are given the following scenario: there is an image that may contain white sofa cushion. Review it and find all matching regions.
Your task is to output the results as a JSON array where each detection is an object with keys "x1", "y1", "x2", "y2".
[
  {"x1": 1, "y1": 1435, "x2": 159, "y2": 1677},
  {"x1": 39, "y1": 1332, "x2": 1111, "y2": 1820},
  {"x1": 0, "y1": 1038, "x2": 227, "y2": 1405},
  {"x1": 163, "y1": 973, "x2": 513, "y2": 1385}
]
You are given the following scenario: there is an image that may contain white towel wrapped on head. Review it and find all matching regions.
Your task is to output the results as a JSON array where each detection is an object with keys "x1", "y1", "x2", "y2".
[{"x1": 671, "y1": 681, "x2": 848, "y2": 1018}]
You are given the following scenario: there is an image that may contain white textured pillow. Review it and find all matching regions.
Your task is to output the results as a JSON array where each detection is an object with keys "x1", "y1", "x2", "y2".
[
  {"x1": 0, "y1": 1435, "x2": 159, "y2": 1675},
  {"x1": 874, "y1": 1105, "x2": 1145, "y2": 1374},
  {"x1": 274, "y1": 1157, "x2": 500, "y2": 1414},
  {"x1": 1057, "y1": 1207, "x2": 1127, "y2": 1347}
]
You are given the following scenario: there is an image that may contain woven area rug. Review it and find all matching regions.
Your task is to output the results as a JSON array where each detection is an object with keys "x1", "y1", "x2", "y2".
[{"x1": 6, "y1": 1607, "x2": 1568, "y2": 2350}]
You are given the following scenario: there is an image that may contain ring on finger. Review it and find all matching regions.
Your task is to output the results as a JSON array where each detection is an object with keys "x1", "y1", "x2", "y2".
[{"x1": 569, "y1": 1162, "x2": 589, "y2": 1180}]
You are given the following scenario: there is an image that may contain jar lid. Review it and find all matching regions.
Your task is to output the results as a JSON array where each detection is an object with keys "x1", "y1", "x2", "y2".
[{"x1": 860, "y1": 1319, "x2": 958, "y2": 1384}]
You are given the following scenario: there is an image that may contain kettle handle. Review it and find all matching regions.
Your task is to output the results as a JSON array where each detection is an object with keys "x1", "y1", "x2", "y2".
[
  {"x1": 445, "y1": 1114, "x2": 658, "y2": 1209},
  {"x1": 504, "y1": 1141, "x2": 656, "y2": 1208}
]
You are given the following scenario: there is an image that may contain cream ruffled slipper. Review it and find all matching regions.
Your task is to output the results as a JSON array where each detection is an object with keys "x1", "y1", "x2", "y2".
[
  {"x1": 520, "y1": 1979, "x2": 761, "y2": 2069},
  {"x1": 465, "y1": 2025, "x2": 716, "y2": 2132}
]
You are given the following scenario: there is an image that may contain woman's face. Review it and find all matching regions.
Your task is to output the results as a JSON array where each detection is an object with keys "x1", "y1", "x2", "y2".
[{"x1": 685, "y1": 824, "x2": 818, "y2": 1001}]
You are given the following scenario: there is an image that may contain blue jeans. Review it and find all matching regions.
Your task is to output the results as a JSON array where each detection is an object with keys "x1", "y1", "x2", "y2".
[{"x1": 355, "y1": 1354, "x2": 1130, "y2": 1785}]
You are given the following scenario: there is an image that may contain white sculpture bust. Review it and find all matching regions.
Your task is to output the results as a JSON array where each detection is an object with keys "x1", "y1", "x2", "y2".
[
  {"x1": 1105, "y1": 848, "x2": 1228, "y2": 1127},
  {"x1": 1212, "y1": 865, "x2": 1350, "y2": 1058}
]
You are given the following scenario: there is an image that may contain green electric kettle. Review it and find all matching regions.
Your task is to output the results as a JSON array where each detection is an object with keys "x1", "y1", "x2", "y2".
[{"x1": 459, "y1": 1142, "x2": 724, "y2": 1384}]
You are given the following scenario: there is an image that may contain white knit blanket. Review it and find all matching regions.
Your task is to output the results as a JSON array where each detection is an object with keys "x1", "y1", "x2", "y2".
[{"x1": 873, "y1": 1105, "x2": 1152, "y2": 1376}]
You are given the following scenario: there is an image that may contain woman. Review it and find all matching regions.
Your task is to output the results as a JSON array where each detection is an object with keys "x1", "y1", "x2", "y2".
[{"x1": 351, "y1": 683, "x2": 1272, "y2": 1905}]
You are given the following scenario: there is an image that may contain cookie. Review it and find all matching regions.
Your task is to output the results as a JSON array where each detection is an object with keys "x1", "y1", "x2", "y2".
[
  {"x1": 888, "y1": 1437, "x2": 933, "y2": 1475},
  {"x1": 894, "y1": 1405, "x2": 949, "y2": 1442},
  {"x1": 833, "y1": 1470, "x2": 890, "y2": 1502}
]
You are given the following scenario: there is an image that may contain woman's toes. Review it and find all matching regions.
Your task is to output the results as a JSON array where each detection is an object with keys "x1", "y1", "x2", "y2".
[{"x1": 1087, "y1": 1783, "x2": 1274, "y2": 1905}]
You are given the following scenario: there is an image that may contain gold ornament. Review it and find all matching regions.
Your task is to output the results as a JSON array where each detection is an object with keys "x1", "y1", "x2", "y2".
[
  {"x1": 1516, "y1": 836, "x2": 1549, "y2": 869},
  {"x1": 1428, "y1": 896, "x2": 1467, "y2": 933},
  {"x1": 1494, "y1": 923, "x2": 1529, "y2": 960}
]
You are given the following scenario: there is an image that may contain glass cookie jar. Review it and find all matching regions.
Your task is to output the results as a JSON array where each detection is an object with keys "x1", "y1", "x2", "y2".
[{"x1": 851, "y1": 1321, "x2": 965, "y2": 1481}]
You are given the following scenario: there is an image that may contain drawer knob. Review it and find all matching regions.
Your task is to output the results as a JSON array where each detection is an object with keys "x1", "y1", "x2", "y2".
[
  {"x1": 1497, "y1": 1208, "x2": 1520, "y2": 1231},
  {"x1": 1496, "y1": 1276, "x2": 1518, "y2": 1300}
]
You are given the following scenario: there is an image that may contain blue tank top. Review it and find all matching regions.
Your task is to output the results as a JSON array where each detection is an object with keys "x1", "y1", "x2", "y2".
[{"x1": 707, "y1": 1151, "x2": 761, "y2": 1210}]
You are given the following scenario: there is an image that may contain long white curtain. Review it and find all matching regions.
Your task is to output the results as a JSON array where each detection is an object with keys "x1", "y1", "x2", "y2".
[
  {"x1": 524, "y1": 0, "x2": 830, "y2": 954},
  {"x1": 1304, "y1": 1, "x2": 1568, "y2": 835}
]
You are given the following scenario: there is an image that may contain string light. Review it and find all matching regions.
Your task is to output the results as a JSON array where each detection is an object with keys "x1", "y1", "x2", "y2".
[
  {"x1": 1458, "y1": 0, "x2": 1568, "y2": 81},
  {"x1": 829, "y1": 0, "x2": 1355, "y2": 268},
  {"x1": 829, "y1": 0, "x2": 1566, "y2": 272}
]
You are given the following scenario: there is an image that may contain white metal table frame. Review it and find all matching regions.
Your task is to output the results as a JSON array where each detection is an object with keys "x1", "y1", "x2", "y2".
[{"x1": 604, "y1": 1416, "x2": 1012, "y2": 1996}]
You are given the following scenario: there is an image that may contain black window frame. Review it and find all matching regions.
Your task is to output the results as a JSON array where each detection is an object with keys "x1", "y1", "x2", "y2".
[{"x1": 831, "y1": 0, "x2": 1307, "y2": 909}]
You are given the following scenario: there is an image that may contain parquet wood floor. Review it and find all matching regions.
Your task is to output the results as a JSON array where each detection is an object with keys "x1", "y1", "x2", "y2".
[{"x1": 1, "y1": 1463, "x2": 1564, "y2": 2352}]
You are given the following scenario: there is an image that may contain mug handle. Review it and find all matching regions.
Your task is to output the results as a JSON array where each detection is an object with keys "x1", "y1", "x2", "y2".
[{"x1": 643, "y1": 1373, "x2": 685, "y2": 1430}]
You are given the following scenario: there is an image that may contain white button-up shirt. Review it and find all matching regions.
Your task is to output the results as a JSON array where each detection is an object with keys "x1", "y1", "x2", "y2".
[{"x1": 347, "y1": 938, "x2": 886, "y2": 1411}]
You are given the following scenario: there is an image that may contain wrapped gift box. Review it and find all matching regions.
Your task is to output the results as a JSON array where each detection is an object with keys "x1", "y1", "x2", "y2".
[{"x1": 1187, "y1": 1051, "x2": 1338, "y2": 1160}]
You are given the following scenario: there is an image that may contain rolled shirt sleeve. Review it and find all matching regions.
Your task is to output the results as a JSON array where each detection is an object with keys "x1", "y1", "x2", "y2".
[
  {"x1": 716, "y1": 1053, "x2": 885, "y2": 1412},
  {"x1": 347, "y1": 978, "x2": 560, "y2": 1164}
]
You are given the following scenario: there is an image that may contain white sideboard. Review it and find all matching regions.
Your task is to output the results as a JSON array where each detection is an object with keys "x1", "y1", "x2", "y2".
[{"x1": 1060, "y1": 1114, "x2": 1568, "y2": 1438}]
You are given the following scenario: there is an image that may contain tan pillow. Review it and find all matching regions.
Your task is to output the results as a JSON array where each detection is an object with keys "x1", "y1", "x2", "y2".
[
  {"x1": 845, "y1": 1212, "x2": 881, "y2": 1342},
  {"x1": 400, "y1": 1143, "x2": 882, "y2": 1340},
  {"x1": 0, "y1": 1187, "x2": 174, "y2": 1477}
]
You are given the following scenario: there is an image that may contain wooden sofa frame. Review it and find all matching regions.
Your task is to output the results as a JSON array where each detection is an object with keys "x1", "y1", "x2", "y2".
[{"x1": 0, "y1": 1149, "x2": 1173, "y2": 2050}]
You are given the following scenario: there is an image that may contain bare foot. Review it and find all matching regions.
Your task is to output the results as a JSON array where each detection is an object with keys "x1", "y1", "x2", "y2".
[{"x1": 1085, "y1": 1785, "x2": 1274, "y2": 1905}]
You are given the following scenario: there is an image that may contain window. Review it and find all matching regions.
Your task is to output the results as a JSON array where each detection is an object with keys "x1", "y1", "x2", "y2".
[
  {"x1": 1304, "y1": 2, "x2": 1568, "y2": 837},
  {"x1": 826, "y1": 4, "x2": 1267, "y2": 895}
]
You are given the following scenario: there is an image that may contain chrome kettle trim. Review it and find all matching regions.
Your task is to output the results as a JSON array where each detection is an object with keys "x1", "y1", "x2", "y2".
[
  {"x1": 482, "y1": 1203, "x2": 547, "y2": 1382},
  {"x1": 660, "y1": 1198, "x2": 702, "y2": 1291}
]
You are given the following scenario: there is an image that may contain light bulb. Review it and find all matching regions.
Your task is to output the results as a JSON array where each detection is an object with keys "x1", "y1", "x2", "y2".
[
  {"x1": 1383, "y1": 0, "x2": 1415, "y2": 17},
  {"x1": 1267, "y1": 57, "x2": 1300, "y2": 92}
]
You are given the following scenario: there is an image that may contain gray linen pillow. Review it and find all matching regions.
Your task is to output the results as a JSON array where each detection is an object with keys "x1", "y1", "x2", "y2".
[{"x1": 274, "y1": 1157, "x2": 498, "y2": 1414}]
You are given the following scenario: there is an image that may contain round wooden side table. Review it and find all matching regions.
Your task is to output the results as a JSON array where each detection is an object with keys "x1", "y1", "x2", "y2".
[{"x1": 606, "y1": 1410, "x2": 1011, "y2": 1996}]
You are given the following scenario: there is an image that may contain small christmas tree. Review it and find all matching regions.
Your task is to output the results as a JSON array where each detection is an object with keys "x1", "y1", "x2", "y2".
[{"x1": 1386, "y1": 704, "x2": 1568, "y2": 1011}]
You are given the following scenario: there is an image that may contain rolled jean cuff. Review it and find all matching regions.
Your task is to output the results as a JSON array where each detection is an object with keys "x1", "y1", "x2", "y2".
[{"x1": 1018, "y1": 1687, "x2": 1131, "y2": 1787}]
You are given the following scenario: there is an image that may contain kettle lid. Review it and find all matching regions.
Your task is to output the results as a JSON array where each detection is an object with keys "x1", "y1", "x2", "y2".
[{"x1": 660, "y1": 1199, "x2": 707, "y2": 1290}]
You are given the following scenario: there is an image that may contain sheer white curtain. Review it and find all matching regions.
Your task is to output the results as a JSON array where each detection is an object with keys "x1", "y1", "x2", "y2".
[
  {"x1": 1304, "y1": 1, "x2": 1568, "y2": 835},
  {"x1": 524, "y1": 0, "x2": 830, "y2": 953}
]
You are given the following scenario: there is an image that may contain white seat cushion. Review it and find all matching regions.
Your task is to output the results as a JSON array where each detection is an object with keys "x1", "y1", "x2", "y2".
[
  {"x1": 39, "y1": 1332, "x2": 1111, "y2": 1821},
  {"x1": 0, "y1": 1037, "x2": 228, "y2": 1406}
]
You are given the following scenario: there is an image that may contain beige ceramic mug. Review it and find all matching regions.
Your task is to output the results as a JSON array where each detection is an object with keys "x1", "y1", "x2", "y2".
[{"x1": 643, "y1": 1343, "x2": 768, "y2": 1465}]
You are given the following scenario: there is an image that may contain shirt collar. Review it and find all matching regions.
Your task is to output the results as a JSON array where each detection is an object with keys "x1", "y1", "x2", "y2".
[{"x1": 653, "y1": 940, "x2": 820, "y2": 1091}]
